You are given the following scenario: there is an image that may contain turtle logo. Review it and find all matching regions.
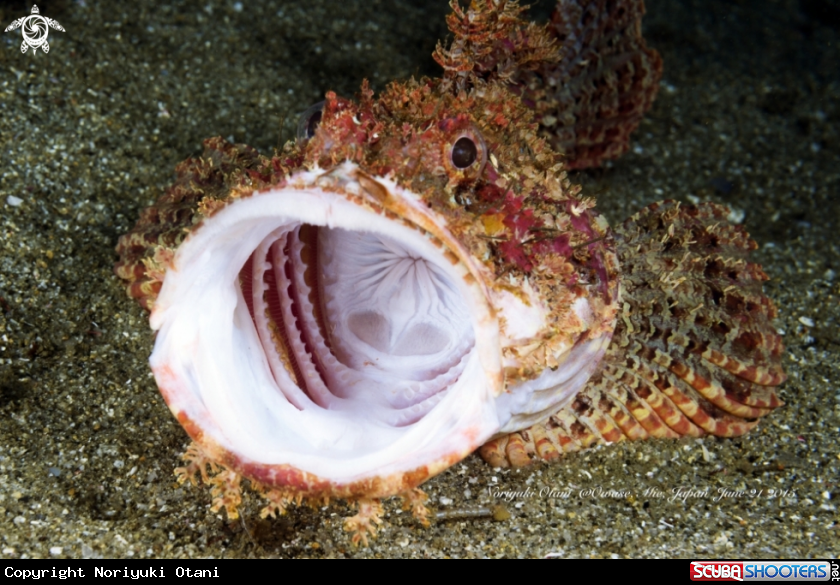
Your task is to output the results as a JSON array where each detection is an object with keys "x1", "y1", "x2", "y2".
[{"x1": 4, "y1": 5, "x2": 65, "y2": 54}]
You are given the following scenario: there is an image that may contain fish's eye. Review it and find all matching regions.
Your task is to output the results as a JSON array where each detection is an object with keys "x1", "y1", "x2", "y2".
[
  {"x1": 296, "y1": 101, "x2": 325, "y2": 140},
  {"x1": 442, "y1": 124, "x2": 487, "y2": 183},
  {"x1": 451, "y1": 137, "x2": 478, "y2": 169}
]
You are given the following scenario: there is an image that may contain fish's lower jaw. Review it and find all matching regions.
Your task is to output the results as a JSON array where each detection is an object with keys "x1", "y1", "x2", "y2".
[
  {"x1": 173, "y1": 440, "x2": 431, "y2": 546},
  {"x1": 494, "y1": 330, "x2": 615, "y2": 435}
]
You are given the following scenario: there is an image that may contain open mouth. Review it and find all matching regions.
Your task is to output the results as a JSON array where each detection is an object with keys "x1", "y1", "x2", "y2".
[
  {"x1": 148, "y1": 164, "x2": 503, "y2": 491},
  {"x1": 240, "y1": 224, "x2": 477, "y2": 425}
]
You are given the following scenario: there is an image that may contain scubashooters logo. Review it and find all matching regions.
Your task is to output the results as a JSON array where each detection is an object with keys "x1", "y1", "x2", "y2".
[
  {"x1": 691, "y1": 561, "x2": 833, "y2": 582},
  {"x1": 692, "y1": 563, "x2": 745, "y2": 582}
]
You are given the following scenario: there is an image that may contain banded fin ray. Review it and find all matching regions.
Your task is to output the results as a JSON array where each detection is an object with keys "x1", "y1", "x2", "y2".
[{"x1": 480, "y1": 201, "x2": 785, "y2": 467}]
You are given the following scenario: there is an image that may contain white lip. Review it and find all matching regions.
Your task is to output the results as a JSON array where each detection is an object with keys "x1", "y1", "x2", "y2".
[{"x1": 149, "y1": 164, "x2": 503, "y2": 485}]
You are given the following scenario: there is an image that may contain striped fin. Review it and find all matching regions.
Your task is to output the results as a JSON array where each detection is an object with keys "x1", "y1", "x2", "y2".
[{"x1": 480, "y1": 201, "x2": 786, "y2": 467}]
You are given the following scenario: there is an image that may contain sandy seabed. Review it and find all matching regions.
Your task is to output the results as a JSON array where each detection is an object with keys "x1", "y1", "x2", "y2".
[{"x1": 0, "y1": 0, "x2": 837, "y2": 558}]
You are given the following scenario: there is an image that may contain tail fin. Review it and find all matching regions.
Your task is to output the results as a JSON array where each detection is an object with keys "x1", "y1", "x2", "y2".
[
  {"x1": 521, "y1": 0, "x2": 663, "y2": 169},
  {"x1": 481, "y1": 201, "x2": 785, "y2": 467}
]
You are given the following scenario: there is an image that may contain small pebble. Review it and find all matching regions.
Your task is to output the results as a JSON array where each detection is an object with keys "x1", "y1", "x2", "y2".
[
  {"x1": 492, "y1": 505, "x2": 511, "y2": 522},
  {"x1": 799, "y1": 316, "x2": 815, "y2": 327},
  {"x1": 49, "y1": 547, "x2": 63, "y2": 556},
  {"x1": 6, "y1": 195, "x2": 23, "y2": 207},
  {"x1": 726, "y1": 206, "x2": 745, "y2": 224}
]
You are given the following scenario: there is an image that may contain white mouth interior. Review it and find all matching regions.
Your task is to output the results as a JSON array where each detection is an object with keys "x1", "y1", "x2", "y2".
[{"x1": 150, "y1": 170, "x2": 502, "y2": 483}]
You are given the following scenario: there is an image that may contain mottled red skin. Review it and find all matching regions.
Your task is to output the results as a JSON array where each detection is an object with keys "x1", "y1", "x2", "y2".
[{"x1": 116, "y1": 82, "x2": 619, "y2": 354}]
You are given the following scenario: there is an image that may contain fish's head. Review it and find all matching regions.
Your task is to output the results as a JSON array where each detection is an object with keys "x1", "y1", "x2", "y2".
[
  {"x1": 115, "y1": 78, "x2": 619, "y2": 503},
  {"x1": 114, "y1": 2, "x2": 621, "y2": 513}
]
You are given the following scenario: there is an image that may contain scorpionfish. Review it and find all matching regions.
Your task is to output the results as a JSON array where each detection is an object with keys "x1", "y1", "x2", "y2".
[{"x1": 114, "y1": 0, "x2": 785, "y2": 545}]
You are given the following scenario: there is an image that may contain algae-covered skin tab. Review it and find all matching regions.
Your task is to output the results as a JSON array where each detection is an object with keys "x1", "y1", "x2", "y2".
[{"x1": 115, "y1": 0, "x2": 784, "y2": 546}]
